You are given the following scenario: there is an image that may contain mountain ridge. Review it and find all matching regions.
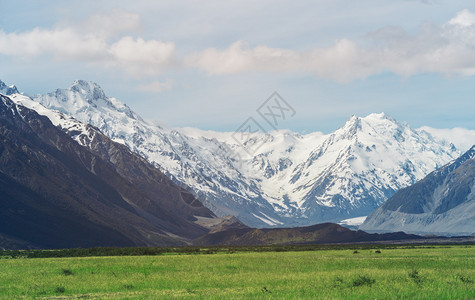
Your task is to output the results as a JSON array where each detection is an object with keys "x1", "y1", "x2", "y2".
[
  {"x1": 0, "y1": 94, "x2": 440, "y2": 249},
  {"x1": 2, "y1": 79, "x2": 463, "y2": 227}
]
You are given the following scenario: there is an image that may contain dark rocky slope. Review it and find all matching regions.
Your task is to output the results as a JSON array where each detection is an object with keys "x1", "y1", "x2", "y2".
[{"x1": 0, "y1": 94, "x2": 217, "y2": 249}]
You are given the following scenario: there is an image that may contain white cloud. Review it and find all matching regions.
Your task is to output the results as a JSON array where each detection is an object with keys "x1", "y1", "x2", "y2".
[
  {"x1": 187, "y1": 9, "x2": 475, "y2": 81},
  {"x1": 0, "y1": 10, "x2": 142, "y2": 61},
  {"x1": 109, "y1": 37, "x2": 176, "y2": 76},
  {"x1": 138, "y1": 79, "x2": 174, "y2": 92},
  {"x1": 186, "y1": 41, "x2": 301, "y2": 74},
  {"x1": 306, "y1": 39, "x2": 381, "y2": 82},
  {"x1": 0, "y1": 28, "x2": 107, "y2": 60},
  {"x1": 185, "y1": 39, "x2": 388, "y2": 82},
  {"x1": 0, "y1": 12, "x2": 175, "y2": 77},
  {"x1": 448, "y1": 9, "x2": 475, "y2": 27},
  {"x1": 2, "y1": 9, "x2": 475, "y2": 81}
]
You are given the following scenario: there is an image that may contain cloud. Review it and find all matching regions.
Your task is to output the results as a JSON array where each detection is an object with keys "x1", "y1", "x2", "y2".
[
  {"x1": 185, "y1": 41, "x2": 301, "y2": 74},
  {"x1": 448, "y1": 9, "x2": 475, "y2": 27},
  {"x1": 0, "y1": 10, "x2": 175, "y2": 77},
  {"x1": 187, "y1": 9, "x2": 475, "y2": 81},
  {"x1": 138, "y1": 79, "x2": 174, "y2": 92},
  {"x1": 0, "y1": 28, "x2": 108, "y2": 60},
  {"x1": 2, "y1": 9, "x2": 475, "y2": 81},
  {"x1": 109, "y1": 37, "x2": 176, "y2": 76},
  {"x1": 185, "y1": 39, "x2": 388, "y2": 82}
]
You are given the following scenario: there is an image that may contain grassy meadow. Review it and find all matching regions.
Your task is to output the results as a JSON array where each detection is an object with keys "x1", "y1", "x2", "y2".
[{"x1": 0, "y1": 245, "x2": 473, "y2": 299}]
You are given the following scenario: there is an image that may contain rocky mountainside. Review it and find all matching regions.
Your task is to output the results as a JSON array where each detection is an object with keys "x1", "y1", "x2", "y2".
[
  {"x1": 360, "y1": 146, "x2": 475, "y2": 235},
  {"x1": 0, "y1": 93, "x2": 222, "y2": 249},
  {"x1": 25, "y1": 80, "x2": 460, "y2": 227}
]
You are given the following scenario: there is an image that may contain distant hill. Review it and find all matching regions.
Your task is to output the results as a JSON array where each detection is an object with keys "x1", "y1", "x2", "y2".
[{"x1": 195, "y1": 222, "x2": 423, "y2": 246}]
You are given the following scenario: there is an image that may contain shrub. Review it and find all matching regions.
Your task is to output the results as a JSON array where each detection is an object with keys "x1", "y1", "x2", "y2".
[
  {"x1": 352, "y1": 275, "x2": 375, "y2": 287},
  {"x1": 261, "y1": 286, "x2": 271, "y2": 293},
  {"x1": 409, "y1": 269, "x2": 422, "y2": 285},
  {"x1": 458, "y1": 275, "x2": 473, "y2": 284},
  {"x1": 61, "y1": 269, "x2": 73, "y2": 276},
  {"x1": 332, "y1": 277, "x2": 344, "y2": 288},
  {"x1": 54, "y1": 286, "x2": 65, "y2": 293}
]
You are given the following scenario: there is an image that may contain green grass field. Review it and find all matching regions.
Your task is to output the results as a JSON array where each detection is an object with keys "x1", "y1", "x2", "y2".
[{"x1": 0, "y1": 245, "x2": 473, "y2": 299}]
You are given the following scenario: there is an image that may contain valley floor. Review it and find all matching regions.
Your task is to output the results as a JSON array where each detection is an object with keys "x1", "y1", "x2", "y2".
[{"x1": 0, "y1": 245, "x2": 473, "y2": 299}]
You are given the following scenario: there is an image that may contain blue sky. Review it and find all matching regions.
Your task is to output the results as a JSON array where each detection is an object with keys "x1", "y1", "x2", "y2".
[{"x1": 1, "y1": 0, "x2": 474, "y2": 133}]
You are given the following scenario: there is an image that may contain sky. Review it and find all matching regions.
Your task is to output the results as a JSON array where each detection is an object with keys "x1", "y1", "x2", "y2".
[{"x1": 1, "y1": 0, "x2": 474, "y2": 133}]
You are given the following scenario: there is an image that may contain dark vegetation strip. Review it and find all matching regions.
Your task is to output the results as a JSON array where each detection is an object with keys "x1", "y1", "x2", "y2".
[{"x1": 0, "y1": 243, "x2": 472, "y2": 259}]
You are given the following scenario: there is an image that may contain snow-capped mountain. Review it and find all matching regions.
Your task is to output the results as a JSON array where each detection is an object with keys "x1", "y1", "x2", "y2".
[
  {"x1": 360, "y1": 146, "x2": 474, "y2": 235},
  {"x1": 9, "y1": 80, "x2": 461, "y2": 227},
  {"x1": 278, "y1": 114, "x2": 459, "y2": 222}
]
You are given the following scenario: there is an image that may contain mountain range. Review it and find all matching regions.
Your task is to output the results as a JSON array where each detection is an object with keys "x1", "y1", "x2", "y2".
[
  {"x1": 13, "y1": 79, "x2": 460, "y2": 227},
  {"x1": 0, "y1": 78, "x2": 473, "y2": 248},
  {"x1": 0, "y1": 90, "x2": 438, "y2": 249},
  {"x1": 360, "y1": 145, "x2": 474, "y2": 235}
]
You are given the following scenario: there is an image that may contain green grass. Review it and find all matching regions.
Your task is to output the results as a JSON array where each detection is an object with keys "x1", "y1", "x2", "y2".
[
  {"x1": 1, "y1": 243, "x2": 452, "y2": 259},
  {"x1": 0, "y1": 245, "x2": 473, "y2": 299}
]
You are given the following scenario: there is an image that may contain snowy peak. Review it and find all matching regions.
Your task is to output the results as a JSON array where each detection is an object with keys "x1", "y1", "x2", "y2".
[
  {"x1": 352, "y1": 113, "x2": 402, "y2": 136},
  {"x1": 339, "y1": 115, "x2": 362, "y2": 137},
  {"x1": 70, "y1": 80, "x2": 107, "y2": 102},
  {"x1": 331, "y1": 112, "x2": 436, "y2": 160},
  {"x1": 34, "y1": 80, "x2": 143, "y2": 124},
  {"x1": 331, "y1": 113, "x2": 403, "y2": 144},
  {"x1": 341, "y1": 112, "x2": 393, "y2": 126},
  {"x1": 365, "y1": 112, "x2": 395, "y2": 121},
  {"x1": 0, "y1": 80, "x2": 19, "y2": 95}
]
